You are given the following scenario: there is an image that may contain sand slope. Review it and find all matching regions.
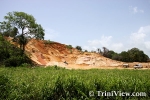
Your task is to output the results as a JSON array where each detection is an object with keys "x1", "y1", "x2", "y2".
[{"x1": 25, "y1": 39, "x2": 124, "y2": 69}]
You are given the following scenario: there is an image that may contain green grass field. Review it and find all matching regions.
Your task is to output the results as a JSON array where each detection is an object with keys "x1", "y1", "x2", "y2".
[{"x1": 0, "y1": 66, "x2": 150, "y2": 100}]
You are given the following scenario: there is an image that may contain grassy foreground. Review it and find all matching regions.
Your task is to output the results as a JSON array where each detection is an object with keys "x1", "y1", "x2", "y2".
[{"x1": 0, "y1": 66, "x2": 150, "y2": 100}]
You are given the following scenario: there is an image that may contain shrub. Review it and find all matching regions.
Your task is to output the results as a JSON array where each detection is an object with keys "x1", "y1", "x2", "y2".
[
  {"x1": 66, "y1": 45, "x2": 73, "y2": 49},
  {"x1": 0, "y1": 34, "x2": 32, "y2": 67},
  {"x1": 4, "y1": 55, "x2": 32, "y2": 67},
  {"x1": 84, "y1": 50, "x2": 88, "y2": 52},
  {"x1": 44, "y1": 40, "x2": 53, "y2": 44},
  {"x1": 76, "y1": 46, "x2": 82, "y2": 51}
]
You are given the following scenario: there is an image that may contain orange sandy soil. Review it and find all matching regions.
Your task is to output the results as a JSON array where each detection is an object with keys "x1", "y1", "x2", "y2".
[{"x1": 6, "y1": 37, "x2": 150, "y2": 70}]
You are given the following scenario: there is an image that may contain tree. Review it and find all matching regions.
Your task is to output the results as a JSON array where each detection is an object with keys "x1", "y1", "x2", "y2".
[
  {"x1": 76, "y1": 46, "x2": 82, "y2": 51},
  {"x1": 97, "y1": 46, "x2": 149, "y2": 62},
  {"x1": 84, "y1": 50, "x2": 88, "y2": 52},
  {"x1": 120, "y1": 51, "x2": 129, "y2": 62},
  {"x1": 112, "y1": 53, "x2": 120, "y2": 60},
  {"x1": 0, "y1": 11, "x2": 45, "y2": 54},
  {"x1": 107, "y1": 50, "x2": 116, "y2": 59},
  {"x1": 102, "y1": 47, "x2": 109, "y2": 57},
  {"x1": 127, "y1": 48, "x2": 149, "y2": 62}
]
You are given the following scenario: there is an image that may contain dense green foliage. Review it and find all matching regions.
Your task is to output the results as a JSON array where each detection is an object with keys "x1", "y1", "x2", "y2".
[
  {"x1": 0, "y1": 67, "x2": 150, "y2": 100},
  {"x1": 0, "y1": 34, "x2": 32, "y2": 67},
  {"x1": 101, "y1": 47, "x2": 149, "y2": 62}
]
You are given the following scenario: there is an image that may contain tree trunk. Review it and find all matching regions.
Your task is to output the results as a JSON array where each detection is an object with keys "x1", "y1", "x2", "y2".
[{"x1": 21, "y1": 28, "x2": 25, "y2": 55}]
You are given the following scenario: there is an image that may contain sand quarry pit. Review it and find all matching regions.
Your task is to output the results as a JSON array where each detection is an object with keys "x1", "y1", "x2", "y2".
[{"x1": 6, "y1": 37, "x2": 150, "y2": 70}]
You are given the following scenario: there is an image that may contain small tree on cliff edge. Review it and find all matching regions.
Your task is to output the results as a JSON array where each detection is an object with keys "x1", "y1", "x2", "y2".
[
  {"x1": 0, "y1": 11, "x2": 45, "y2": 54},
  {"x1": 76, "y1": 46, "x2": 82, "y2": 51}
]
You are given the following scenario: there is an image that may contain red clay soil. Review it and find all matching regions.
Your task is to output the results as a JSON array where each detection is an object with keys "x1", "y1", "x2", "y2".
[
  {"x1": 25, "y1": 39, "x2": 123, "y2": 68},
  {"x1": 5, "y1": 37, "x2": 150, "y2": 69}
]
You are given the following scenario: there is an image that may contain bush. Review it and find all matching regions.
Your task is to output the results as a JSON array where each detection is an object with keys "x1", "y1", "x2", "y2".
[
  {"x1": 0, "y1": 34, "x2": 32, "y2": 67},
  {"x1": 4, "y1": 56, "x2": 19, "y2": 67},
  {"x1": 44, "y1": 40, "x2": 53, "y2": 44},
  {"x1": 4, "y1": 55, "x2": 31, "y2": 67},
  {"x1": 66, "y1": 45, "x2": 73, "y2": 49},
  {"x1": 76, "y1": 46, "x2": 82, "y2": 51},
  {"x1": 84, "y1": 50, "x2": 88, "y2": 52}
]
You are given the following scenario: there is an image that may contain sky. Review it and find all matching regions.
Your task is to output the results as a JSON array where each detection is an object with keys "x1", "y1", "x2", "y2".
[{"x1": 0, "y1": 0, "x2": 150, "y2": 57}]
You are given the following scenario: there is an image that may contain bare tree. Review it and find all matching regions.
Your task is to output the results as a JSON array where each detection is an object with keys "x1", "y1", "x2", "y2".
[{"x1": 102, "y1": 47, "x2": 109, "y2": 57}]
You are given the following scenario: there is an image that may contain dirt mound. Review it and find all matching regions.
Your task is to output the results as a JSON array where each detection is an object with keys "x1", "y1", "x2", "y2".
[{"x1": 22, "y1": 39, "x2": 123, "y2": 69}]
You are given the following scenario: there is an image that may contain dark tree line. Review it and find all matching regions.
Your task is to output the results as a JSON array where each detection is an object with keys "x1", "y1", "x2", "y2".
[
  {"x1": 0, "y1": 34, "x2": 32, "y2": 67},
  {"x1": 98, "y1": 47, "x2": 149, "y2": 62}
]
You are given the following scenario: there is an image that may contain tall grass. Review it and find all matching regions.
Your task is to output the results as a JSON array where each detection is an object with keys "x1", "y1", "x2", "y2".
[{"x1": 0, "y1": 66, "x2": 150, "y2": 100}]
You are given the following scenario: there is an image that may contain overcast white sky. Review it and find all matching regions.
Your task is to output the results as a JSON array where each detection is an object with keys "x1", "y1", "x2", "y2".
[{"x1": 0, "y1": 0, "x2": 150, "y2": 57}]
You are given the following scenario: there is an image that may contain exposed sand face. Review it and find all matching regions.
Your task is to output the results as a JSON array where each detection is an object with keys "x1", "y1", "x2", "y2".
[
  {"x1": 25, "y1": 39, "x2": 124, "y2": 69},
  {"x1": 6, "y1": 37, "x2": 150, "y2": 70}
]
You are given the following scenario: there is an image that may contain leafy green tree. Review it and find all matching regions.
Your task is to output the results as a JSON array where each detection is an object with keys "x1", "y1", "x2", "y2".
[
  {"x1": 120, "y1": 51, "x2": 129, "y2": 62},
  {"x1": 76, "y1": 46, "x2": 82, "y2": 51},
  {"x1": 102, "y1": 47, "x2": 149, "y2": 62},
  {"x1": 107, "y1": 50, "x2": 116, "y2": 58},
  {"x1": 0, "y1": 11, "x2": 45, "y2": 54},
  {"x1": 84, "y1": 50, "x2": 88, "y2": 52},
  {"x1": 10, "y1": 27, "x2": 19, "y2": 37},
  {"x1": 112, "y1": 53, "x2": 121, "y2": 60},
  {"x1": 127, "y1": 48, "x2": 149, "y2": 62}
]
